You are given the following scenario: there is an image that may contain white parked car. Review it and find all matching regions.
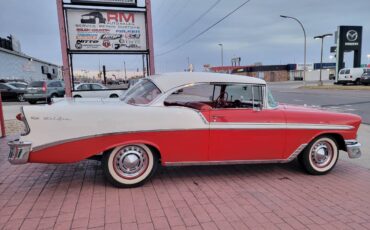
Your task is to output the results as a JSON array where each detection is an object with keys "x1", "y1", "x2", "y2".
[
  {"x1": 73, "y1": 83, "x2": 125, "y2": 98},
  {"x1": 337, "y1": 67, "x2": 369, "y2": 85}
]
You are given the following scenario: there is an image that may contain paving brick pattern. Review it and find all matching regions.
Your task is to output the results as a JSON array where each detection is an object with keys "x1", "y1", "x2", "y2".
[{"x1": 1, "y1": 137, "x2": 370, "y2": 230}]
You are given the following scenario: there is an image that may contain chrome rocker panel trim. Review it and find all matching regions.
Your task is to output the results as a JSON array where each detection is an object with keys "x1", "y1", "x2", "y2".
[
  {"x1": 345, "y1": 140, "x2": 362, "y2": 159},
  {"x1": 165, "y1": 144, "x2": 307, "y2": 166},
  {"x1": 8, "y1": 140, "x2": 32, "y2": 165}
]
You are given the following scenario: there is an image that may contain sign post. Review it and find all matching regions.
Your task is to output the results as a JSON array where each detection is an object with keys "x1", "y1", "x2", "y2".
[
  {"x1": 57, "y1": 0, "x2": 73, "y2": 97},
  {"x1": 145, "y1": 0, "x2": 155, "y2": 75}
]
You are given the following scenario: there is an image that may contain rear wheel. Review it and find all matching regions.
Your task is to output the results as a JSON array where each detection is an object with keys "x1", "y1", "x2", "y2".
[
  {"x1": 28, "y1": 100, "x2": 37, "y2": 105},
  {"x1": 298, "y1": 136, "x2": 339, "y2": 175},
  {"x1": 102, "y1": 144, "x2": 158, "y2": 188},
  {"x1": 355, "y1": 78, "x2": 361, "y2": 85},
  {"x1": 73, "y1": 95, "x2": 82, "y2": 98},
  {"x1": 109, "y1": 94, "x2": 119, "y2": 98}
]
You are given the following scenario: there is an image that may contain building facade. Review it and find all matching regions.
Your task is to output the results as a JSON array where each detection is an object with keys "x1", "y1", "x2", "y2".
[{"x1": 0, "y1": 36, "x2": 61, "y2": 83}]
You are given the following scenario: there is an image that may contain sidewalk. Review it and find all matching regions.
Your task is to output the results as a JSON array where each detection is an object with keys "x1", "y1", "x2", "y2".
[{"x1": 1, "y1": 137, "x2": 370, "y2": 229}]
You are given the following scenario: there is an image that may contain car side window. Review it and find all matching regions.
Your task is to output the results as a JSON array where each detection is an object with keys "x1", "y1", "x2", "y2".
[
  {"x1": 92, "y1": 84, "x2": 103, "y2": 90},
  {"x1": 164, "y1": 84, "x2": 215, "y2": 111},
  {"x1": 48, "y1": 82, "x2": 56, "y2": 87},
  {"x1": 345, "y1": 69, "x2": 350, "y2": 74},
  {"x1": 215, "y1": 84, "x2": 263, "y2": 109},
  {"x1": 77, "y1": 84, "x2": 90, "y2": 91}
]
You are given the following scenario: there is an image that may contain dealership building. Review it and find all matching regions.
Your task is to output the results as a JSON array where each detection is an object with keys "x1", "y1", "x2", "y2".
[
  {"x1": 207, "y1": 63, "x2": 337, "y2": 82},
  {"x1": 0, "y1": 35, "x2": 61, "y2": 83}
]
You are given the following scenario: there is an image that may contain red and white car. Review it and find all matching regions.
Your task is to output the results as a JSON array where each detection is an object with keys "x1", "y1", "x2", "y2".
[{"x1": 9, "y1": 72, "x2": 362, "y2": 187}]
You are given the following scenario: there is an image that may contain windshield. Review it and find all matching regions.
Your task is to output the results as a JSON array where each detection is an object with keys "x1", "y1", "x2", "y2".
[
  {"x1": 267, "y1": 88, "x2": 278, "y2": 108},
  {"x1": 122, "y1": 79, "x2": 161, "y2": 105}
]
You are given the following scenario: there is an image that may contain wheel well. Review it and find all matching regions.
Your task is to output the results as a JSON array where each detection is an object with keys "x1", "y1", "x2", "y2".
[
  {"x1": 146, "y1": 144, "x2": 162, "y2": 164},
  {"x1": 97, "y1": 143, "x2": 162, "y2": 163},
  {"x1": 313, "y1": 133, "x2": 346, "y2": 151},
  {"x1": 110, "y1": 94, "x2": 119, "y2": 98}
]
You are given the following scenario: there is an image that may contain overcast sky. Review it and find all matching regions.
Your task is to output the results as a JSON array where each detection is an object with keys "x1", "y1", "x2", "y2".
[{"x1": 0, "y1": 0, "x2": 369, "y2": 73}]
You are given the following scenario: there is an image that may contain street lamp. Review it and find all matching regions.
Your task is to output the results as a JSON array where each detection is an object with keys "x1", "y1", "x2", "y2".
[
  {"x1": 218, "y1": 43, "x2": 224, "y2": 67},
  {"x1": 280, "y1": 15, "x2": 307, "y2": 85},
  {"x1": 314, "y1": 33, "x2": 333, "y2": 86}
]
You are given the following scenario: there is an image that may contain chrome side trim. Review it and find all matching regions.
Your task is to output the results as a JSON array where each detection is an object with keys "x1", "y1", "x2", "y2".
[
  {"x1": 31, "y1": 122, "x2": 350, "y2": 152},
  {"x1": 165, "y1": 144, "x2": 307, "y2": 166},
  {"x1": 345, "y1": 139, "x2": 362, "y2": 159},
  {"x1": 210, "y1": 123, "x2": 353, "y2": 130}
]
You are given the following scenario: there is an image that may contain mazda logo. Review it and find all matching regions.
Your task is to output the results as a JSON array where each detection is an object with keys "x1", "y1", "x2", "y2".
[{"x1": 346, "y1": 30, "x2": 358, "y2": 42}]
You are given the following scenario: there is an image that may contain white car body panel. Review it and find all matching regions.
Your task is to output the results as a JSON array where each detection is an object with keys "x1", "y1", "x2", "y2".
[{"x1": 22, "y1": 100, "x2": 208, "y2": 150}]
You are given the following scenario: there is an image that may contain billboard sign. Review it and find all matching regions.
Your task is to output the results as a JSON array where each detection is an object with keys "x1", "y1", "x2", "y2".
[
  {"x1": 66, "y1": 9, "x2": 147, "y2": 52},
  {"x1": 71, "y1": 0, "x2": 137, "y2": 7}
]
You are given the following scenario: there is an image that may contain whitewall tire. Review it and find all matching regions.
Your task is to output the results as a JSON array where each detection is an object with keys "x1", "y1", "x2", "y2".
[
  {"x1": 299, "y1": 136, "x2": 339, "y2": 175},
  {"x1": 102, "y1": 144, "x2": 158, "y2": 188}
]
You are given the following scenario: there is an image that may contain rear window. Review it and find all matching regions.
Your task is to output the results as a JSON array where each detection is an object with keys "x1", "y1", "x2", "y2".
[{"x1": 29, "y1": 81, "x2": 44, "y2": 87}]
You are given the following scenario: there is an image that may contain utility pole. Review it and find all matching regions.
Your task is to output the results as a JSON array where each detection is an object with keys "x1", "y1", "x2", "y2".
[{"x1": 314, "y1": 33, "x2": 333, "y2": 86}]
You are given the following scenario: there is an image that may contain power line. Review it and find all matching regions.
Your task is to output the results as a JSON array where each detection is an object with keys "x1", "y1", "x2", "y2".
[
  {"x1": 161, "y1": 0, "x2": 222, "y2": 46},
  {"x1": 157, "y1": 0, "x2": 252, "y2": 57}
]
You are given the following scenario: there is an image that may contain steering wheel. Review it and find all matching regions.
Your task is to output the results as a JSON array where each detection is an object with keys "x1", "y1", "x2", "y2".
[{"x1": 214, "y1": 92, "x2": 229, "y2": 108}]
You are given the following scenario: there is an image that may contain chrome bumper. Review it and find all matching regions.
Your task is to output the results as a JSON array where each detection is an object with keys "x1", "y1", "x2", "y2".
[
  {"x1": 8, "y1": 140, "x2": 32, "y2": 164},
  {"x1": 345, "y1": 140, "x2": 362, "y2": 159}
]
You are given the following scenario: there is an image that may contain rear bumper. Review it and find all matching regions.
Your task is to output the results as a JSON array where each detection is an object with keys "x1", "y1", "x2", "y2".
[
  {"x1": 8, "y1": 140, "x2": 32, "y2": 164},
  {"x1": 345, "y1": 140, "x2": 362, "y2": 159}
]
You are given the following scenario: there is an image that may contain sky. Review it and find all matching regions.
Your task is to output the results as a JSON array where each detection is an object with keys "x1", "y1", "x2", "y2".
[{"x1": 0, "y1": 0, "x2": 370, "y2": 73}]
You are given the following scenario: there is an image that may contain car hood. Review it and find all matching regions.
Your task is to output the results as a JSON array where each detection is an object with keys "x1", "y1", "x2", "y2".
[{"x1": 280, "y1": 104, "x2": 362, "y2": 128}]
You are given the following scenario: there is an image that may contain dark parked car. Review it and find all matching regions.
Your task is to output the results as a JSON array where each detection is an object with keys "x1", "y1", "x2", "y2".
[
  {"x1": 24, "y1": 80, "x2": 65, "y2": 104},
  {"x1": 81, "y1": 12, "x2": 106, "y2": 24},
  {"x1": 0, "y1": 83, "x2": 26, "y2": 102},
  {"x1": 360, "y1": 71, "x2": 370, "y2": 85},
  {"x1": 329, "y1": 73, "x2": 336, "y2": 80}
]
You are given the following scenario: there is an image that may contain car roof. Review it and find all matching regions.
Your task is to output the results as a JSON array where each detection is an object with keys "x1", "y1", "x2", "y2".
[{"x1": 150, "y1": 72, "x2": 266, "y2": 92}]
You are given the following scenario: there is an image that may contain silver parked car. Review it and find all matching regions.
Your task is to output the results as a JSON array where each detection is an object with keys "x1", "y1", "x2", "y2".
[{"x1": 24, "y1": 80, "x2": 65, "y2": 104}]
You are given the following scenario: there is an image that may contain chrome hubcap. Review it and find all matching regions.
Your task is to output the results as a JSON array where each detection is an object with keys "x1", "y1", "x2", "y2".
[
  {"x1": 310, "y1": 141, "x2": 333, "y2": 168},
  {"x1": 113, "y1": 145, "x2": 149, "y2": 179}
]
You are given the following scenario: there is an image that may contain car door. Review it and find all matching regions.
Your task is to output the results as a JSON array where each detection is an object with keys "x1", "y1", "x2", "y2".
[
  {"x1": 91, "y1": 84, "x2": 107, "y2": 98},
  {"x1": 209, "y1": 84, "x2": 286, "y2": 161}
]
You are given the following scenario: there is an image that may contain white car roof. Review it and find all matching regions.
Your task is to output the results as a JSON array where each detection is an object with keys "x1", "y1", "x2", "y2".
[{"x1": 151, "y1": 72, "x2": 266, "y2": 92}]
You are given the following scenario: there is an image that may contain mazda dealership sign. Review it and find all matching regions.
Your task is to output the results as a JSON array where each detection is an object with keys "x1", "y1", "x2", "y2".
[
  {"x1": 66, "y1": 9, "x2": 147, "y2": 52},
  {"x1": 71, "y1": 0, "x2": 137, "y2": 7}
]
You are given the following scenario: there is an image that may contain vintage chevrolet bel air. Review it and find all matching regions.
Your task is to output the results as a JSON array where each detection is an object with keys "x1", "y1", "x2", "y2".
[{"x1": 9, "y1": 72, "x2": 362, "y2": 187}]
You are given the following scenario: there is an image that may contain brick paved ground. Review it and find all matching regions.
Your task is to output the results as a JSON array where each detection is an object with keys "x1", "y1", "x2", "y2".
[{"x1": 1, "y1": 137, "x2": 370, "y2": 230}]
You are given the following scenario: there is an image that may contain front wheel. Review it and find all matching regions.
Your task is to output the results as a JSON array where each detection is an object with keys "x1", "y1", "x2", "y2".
[
  {"x1": 102, "y1": 144, "x2": 158, "y2": 188},
  {"x1": 298, "y1": 136, "x2": 339, "y2": 175}
]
